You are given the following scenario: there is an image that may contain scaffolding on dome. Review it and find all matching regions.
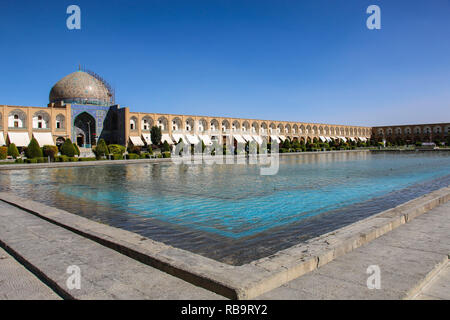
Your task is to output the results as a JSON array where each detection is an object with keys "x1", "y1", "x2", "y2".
[{"x1": 79, "y1": 66, "x2": 116, "y2": 105}]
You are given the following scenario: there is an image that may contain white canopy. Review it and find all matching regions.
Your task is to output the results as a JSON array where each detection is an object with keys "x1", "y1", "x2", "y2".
[
  {"x1": 0, "y1": 132, "x2": 5, "y2": 146},
  {"x1": 8, "y1": 132, "x2": 30, "y2": 147},
  {"x1": 185, "y1": 134, "x2": 200, "y2": 145},
  {"x1": 129, "y1": 136, "x2": 145, "y2": 146},
  {"x1": 279, "y1": 135, "x2": 287, "y2": 142},
  {"x1": 253, "y1": 135, "x2": 263, "y2": 145},
  {"x1": 325, "y1": 137, "x2": 332, "y2": 142},
  {"x1": 359, "y1": 137, "x2": 367, "y2": 142},
  {"x1": 161, "y1": 134, "x2": 174, "y2": 145},
  {"x1": 233, "y1": 134, "x2": 246, "y2": 144},
  {"x1": 350, "y1": 137, "x2": 356, "y2": 142},
  {"x1": 199, "y1": 134, "x2": 213, "y2": 146},
  {"x1": 172, "y1": 133, "x2": 188, "y2": 144},
  {"x1": 142, "y1": 133, "x2": 151, "y2": 144},
  {"x1": 270, "y1": 135, "x2": 281, "y2": 144},
  {"x1": 242, "y1": 134, "x2": 254, "y2": 142},
  {"x1": 32, "y1": 132, "x2": 55, "y2": 147},
  {"x1": 319, "y1": 136, "x2": 326, "y2": 142}
]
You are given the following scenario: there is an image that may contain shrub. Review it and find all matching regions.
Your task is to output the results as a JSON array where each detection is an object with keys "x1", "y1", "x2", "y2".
[
  {"x1": 150, "y1": 126, "x2": 162, "y2": 145},
  {"x1": 94, "y1": 139, "x2": 109, "y2": 159},
  {"x1": 162, "y1": 151, "x2": 171, "y2": 158},
  {"x1": 43, "y1": 145, "x2": 58, "y2": 160},
  {"x1": 112, "y1": 154, "x2": 123, "y2": 160},
  {"x1": 15, "y1": 158, "x2": 24, "y2": 164},
  {"x1": 25, "y1": 138, "x2": 43, "y2": 159},
  {"x1": 26, "y1": 158, "x2": 38, "y2": 163},
  {"x1": 125, "y1": 153, "x2": 139, "y2": 160},
  {"x1": 0, "y1": 147, "x2": 7, "y2": 160},
  {"x1": 73, "y1": 143, "x2": 80, "y2": 156},
  {"x1": 162, "y1": 141, "x2": 170, "y2": 152},
  {"x1": 157, "y1": 154, "x2": 163, "y2": 158},
  {"x1": 127, "y1": 146, "x2": 141, "y2": 155},
  {"x1": 108, "y1": 144, "x2": 126, "y2": 155},
  {"x1": 37, "y1": 157, "x2": 48, "y2": 163},
  {"x1": 55, "y1": 155, "x2": 69, "y2": 162},
  {"x1": 61, "y1": 139, "x2": 76, "y2": 157},
  {"x1": 147, "y1": 145, "x2": 153, "y2": 154},
  {"x1": 68, "y1": 157, "x2": 78, "y2": 162},
  {"x1": 7, "y1": 143, "x2": 19, "y2": 159},
  {"x1": 78, "y1": 157, "x2": 97, "y2": 161}
]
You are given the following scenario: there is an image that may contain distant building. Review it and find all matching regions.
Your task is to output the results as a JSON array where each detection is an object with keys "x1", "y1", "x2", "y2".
[
  {"x1": 2, "y1": 69, "x2": 446, "y2": 150},
  {"x1": 372, "y1": 124, "x2": 450, "y2": 144}
]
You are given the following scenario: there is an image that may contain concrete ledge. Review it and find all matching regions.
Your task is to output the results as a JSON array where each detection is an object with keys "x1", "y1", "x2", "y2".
[{"x1": 1, "y1": 184, "x2": 449, "y2": 299}]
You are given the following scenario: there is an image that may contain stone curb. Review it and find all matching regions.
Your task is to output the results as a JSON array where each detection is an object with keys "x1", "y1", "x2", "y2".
[{"x1": 0, "y1": 185, "x2": 449, "y2": 299}]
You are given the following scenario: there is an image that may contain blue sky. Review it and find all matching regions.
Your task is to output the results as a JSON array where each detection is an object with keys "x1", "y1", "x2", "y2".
[{"x1": 0, "y1": 0, "x2": 449, "y2": 126}]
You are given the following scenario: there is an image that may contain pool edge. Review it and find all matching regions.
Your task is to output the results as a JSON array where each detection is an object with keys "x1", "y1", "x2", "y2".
[{"x1": 0, "y1": 184, "x2": 449, "y2": 300}]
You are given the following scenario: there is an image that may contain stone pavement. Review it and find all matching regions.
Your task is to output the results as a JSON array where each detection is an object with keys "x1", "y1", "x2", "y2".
[
  {"x1": 0, "y1": 201, "x2": 224, "y2": 300},
  {"x1": 414, "y1": 262, "x2": 450, "y2": 300},
  {"x1": 255, "y1": 201, "x2": 450, "y2": 300},
  {"x1": 0, "y1": 247, "x2": 61, "y2": 300}
]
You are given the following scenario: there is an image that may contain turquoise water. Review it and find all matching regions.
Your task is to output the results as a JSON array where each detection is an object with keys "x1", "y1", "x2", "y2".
[{"x1": 1, "y1": 151, "x2": 450, "y2": 264}]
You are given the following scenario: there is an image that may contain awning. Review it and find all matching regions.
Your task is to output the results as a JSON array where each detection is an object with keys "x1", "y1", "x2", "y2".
[
  {"x1": 32, "y1": 132, "x2": 55, "y2": 147},
  {"x1": 253, "y1": 136, "x2": 263, "y2": 145},
  {"x1": 325, "y1": 137, "x2": 332, "y2": 142},
  {"x1": 172, "y1": 133, "x2": 188, "y2": 144},
  {"x1": 279, "y1": 135, "x2": 287, "y2": 142},
  {"x1": 233, "y1": 134, "x2": 246, "y2": 144},
  {"x1": 270, "y1": 135, "x2": 281, "y2": 144},
  {"x1": 7, "y1": 132, "x2": 30, "y2": 147},
  {"x1": 319, "y1": 136, "x2": 326, "y2": 142},
  {"x1": 186, "y1": 134, "x2": 200, "y2": 145},
  {"x1": 341, "y1": 137, "x2": 347, "y2": 142},
  {"x1": 161, "y1": 134, "x2": 174, "y2": 145},
  {"x1": 129, "y1": 136, "x2": 145, "y2": 146},
  {"x1": 359, "y1": 137, "x2": 367, "y2": 142},
  {"x1": 350, "y1": 137, "x2": 356, "y2": 142},
  {"x1": 199, "y1": 134, "x2": 213, "y2": 146},
  {"x1": 242, "y1": 134, "x2": 254, "y2": 142},
  {"x1": 142, "y1": 133, "x2": 151, "y2": 144},
  {"x1": 0, "y1": 132, "x2": 5, "y2": 146}
]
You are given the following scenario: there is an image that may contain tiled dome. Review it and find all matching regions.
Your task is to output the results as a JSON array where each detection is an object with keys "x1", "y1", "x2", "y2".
[{"x1": 49, "y1": 71, "x2": 112, "y2": 106}]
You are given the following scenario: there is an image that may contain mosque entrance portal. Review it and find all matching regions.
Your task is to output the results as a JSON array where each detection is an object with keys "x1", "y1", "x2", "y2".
[{"x1": 74, "y1": 112, "x2": 96, "y2": 148}]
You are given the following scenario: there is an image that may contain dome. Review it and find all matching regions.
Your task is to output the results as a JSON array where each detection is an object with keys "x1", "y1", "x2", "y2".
[{"x1": 49, "y1": 71, "x2": 112, "y2": 106}]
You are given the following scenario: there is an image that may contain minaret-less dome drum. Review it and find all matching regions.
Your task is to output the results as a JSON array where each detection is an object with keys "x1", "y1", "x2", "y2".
[{"x1": 49, "y1": 70, "x2": 113, "y2": 106}]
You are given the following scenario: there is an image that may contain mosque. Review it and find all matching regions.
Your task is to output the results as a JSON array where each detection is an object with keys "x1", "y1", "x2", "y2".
[{"x1": 0, "y1": 69, "x2": 448, "y2": 151}]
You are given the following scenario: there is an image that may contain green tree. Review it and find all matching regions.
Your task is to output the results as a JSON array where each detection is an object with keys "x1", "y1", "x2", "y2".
[
  {"x1": 7, "y1": 143, "x2": 20, "y2": 159},
  {"x1": 150, "y1": 126, "x2": 162, "y2": 146},
  {"x1": 162, "y1": 141, "x2": 170, "y2": 152},
  {"x1": 61, "y1": 139, "x2": 76, "y2": 157},
  {"x1": 73, "y1": 143, "x2": 80, "y2": 156},
  {"x1": 43, "y1": 145, "x2": 58, "y2": 160},
  {"x1": 25, "y1": 138, "x2": 43, "y2": 159},
  {"x1": 94, "y1": 139, "x2": 109, "y2": 159}
]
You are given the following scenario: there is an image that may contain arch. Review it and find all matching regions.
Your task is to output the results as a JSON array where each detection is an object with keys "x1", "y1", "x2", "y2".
[
  {"x1": 8, "y1": 109, "x2": 27, "y2": 128},
  {"x1": 56, "y1": 136, "x2": 65, "y2": 147},
  {"x1": 222, "y1": 119, "x2": 230, "y2": 132},
  {"x1": 74, "y1": 112, "x2": 96, "y2": 147},
  {"x1": 292, "y1": 124, "x2": 298, "y2": 134},
  {"x1": 56, "y1": 114, "x2": 65, "y2": 129},
  {"x1": 185, "y1": 118, "x2": 194, "y2": 132},
  {"x1": 414, "y1": 126, "x2": 421, "y2": 135},
  {"x1": 210, "y1": 119, "x2": 219, "y2": 131},
  {"x1": 395, "y1": 127, "x2": 402, "y2": 135},
  {"x1": 251, "y1": 121, "x2": 259, "y2": 134},
  {"x1": 141, "y1": 116, "x2": 153, "y2": 131},
  {"x1": 242, "y1": 121, "x2": 250, "y2": 132},
  {"x1": 312, "y1": 125, "x2": 317, "y2": 135},
  {"x1": 445, "y1": 126, "x2": 450, "y2": 134},
  {"x1": 0, "y1": 112, "x2": 2, "y2": 128},
  {"x1": 157, "y1": 116, "x2": 168, "y2": 131},
  {"x1": 269, "y1": 123, "x2": 276, "y2": 134},
  {"x1": 433, "y1": 126, "x2": 442, "y2": 134},
  {"x1": 277, "y1": 123, "x2": 283, "y2": 134},
  {"x1": 171, "y1": 117, "x2": 182, "y2": 131},
  {"x1": 285, "y1": 124, "x2": 291, "y2": 134},
  {"x1": 130, "y1": 116, "x2": 138, "y2": 131},
  {"x1": 386, "y1": 128, "x2": 393, "y2": 136},
  {"x1": 32, "y1": 111, "x2": 50, "y2": 129},
  {"x1": 260, "y1": 122, "x2": 268, "y2": 134},
  {"x1": 424, "y1": 126, "x2": 432, "y2": 134},
  {"x1": 198, "y1": 118, "x2": 207, "y2": 132},
  {"x1": 404, "y1": 127, "x2": 412, "y2": 135},
  {"x1": 232, "y1": 120, "x2": 241, "y2": 131}
]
